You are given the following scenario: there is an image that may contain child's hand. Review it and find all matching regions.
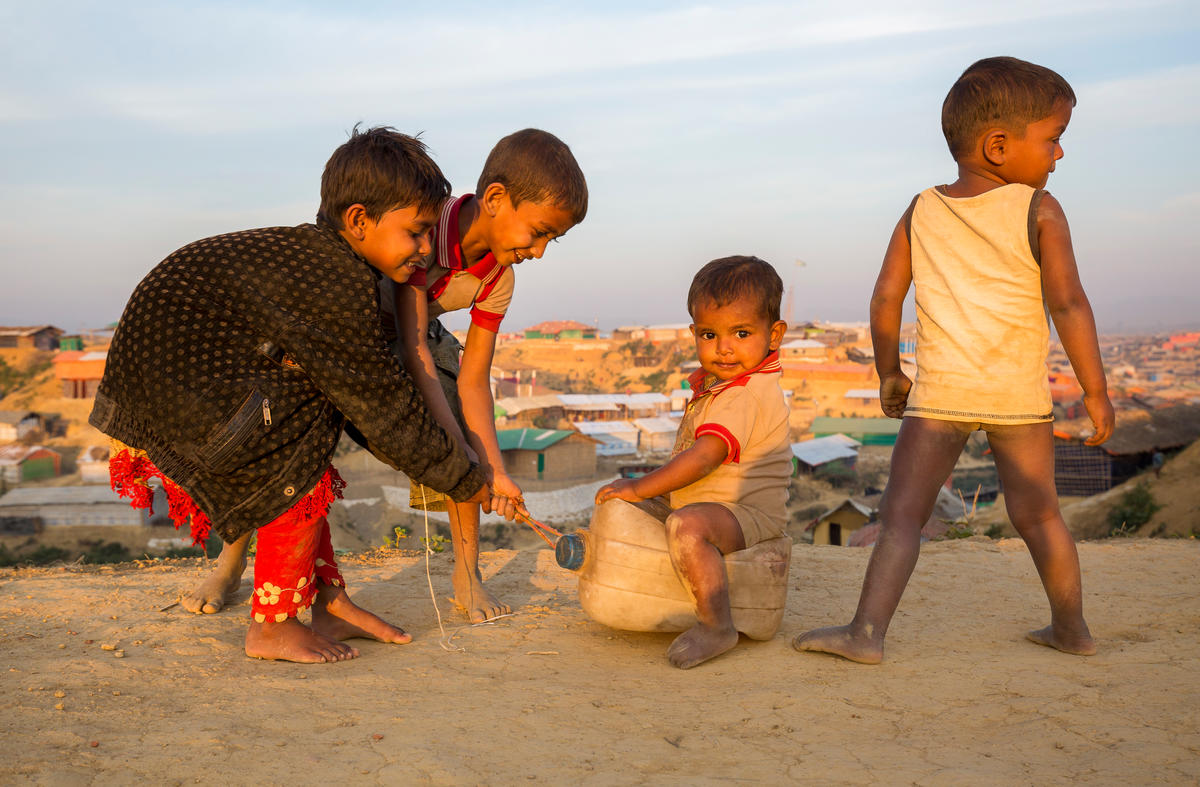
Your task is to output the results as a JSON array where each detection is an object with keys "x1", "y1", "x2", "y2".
[
  {"x1": 878, "y1": 372, "x2": 912, "y2": 418},
  {"x1": 486, "y1": 472, "x2": 526, "y2": 521},
  {"x1": 465, "y1": 482, "x2": 491, "y2": 508},
  {"x1": 1082, "y1": 391, "x2": 1115, "y2": 446},
  {"x1": 594, "y1": 479, "x2": 643, "y2": 505}
]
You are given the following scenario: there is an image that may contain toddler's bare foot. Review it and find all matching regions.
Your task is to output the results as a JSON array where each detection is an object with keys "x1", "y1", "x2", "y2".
[
  {"x1": 1026, "y1": 625, "x2": 1096, "y2": 656},
  {"x1": 792, "y1": 624, "x2": 884, "y2": 664},
  {"x1": 244, "y1": 617, "x2": 358, "y2": 663},
  {"x1": 452, "y1": 570, "x2": 511, "y2": 623},
  {"x1": 181, "y1": 539, "x2": 248, "y2": 614},
  {"x1": 667, "y1": 622, "x2": 739, "y2": 669},
  {"x1": 311, "y1": 586, "x2": 412, "y2": 645}
]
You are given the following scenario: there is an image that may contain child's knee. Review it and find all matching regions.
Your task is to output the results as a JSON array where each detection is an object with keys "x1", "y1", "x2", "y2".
[
  {"x1": 665, "y1": 509, "x2": 696, "y2": 541},
  {"x1": 665, "y1": 507, "x2": 718, "y2": 546}
]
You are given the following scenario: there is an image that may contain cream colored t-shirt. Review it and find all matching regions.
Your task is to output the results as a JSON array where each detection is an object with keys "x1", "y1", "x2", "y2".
[
  {"x1": 906, "y1": 183, "x2": 1053, "y2": 424},
  {"x1": 670, "y1": 352, "x2": 792, "y2": 547}
]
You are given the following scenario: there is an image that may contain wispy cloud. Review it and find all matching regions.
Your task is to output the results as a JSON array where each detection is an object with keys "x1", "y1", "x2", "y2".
[{"x1": 1083, "y1": 64, "x2": 1200, "y2": 127}]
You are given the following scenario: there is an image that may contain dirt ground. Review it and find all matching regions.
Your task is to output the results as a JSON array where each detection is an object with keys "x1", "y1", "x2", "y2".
[{"x1": 2, "y1": 538, "x2": 1197, "y2": 785}]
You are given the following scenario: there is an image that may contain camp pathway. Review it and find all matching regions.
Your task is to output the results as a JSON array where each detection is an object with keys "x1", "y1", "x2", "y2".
[{"x1": 1, "y1": 539, "x2": 1197, "y2": 784}]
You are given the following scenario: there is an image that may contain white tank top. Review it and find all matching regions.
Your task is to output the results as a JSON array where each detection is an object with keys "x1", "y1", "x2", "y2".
[{"x1": 905, "y1": 183, "x2": 1053, "y2": 424}]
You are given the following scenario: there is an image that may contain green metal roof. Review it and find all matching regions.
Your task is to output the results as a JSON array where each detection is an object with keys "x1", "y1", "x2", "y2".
[
  {"x1": 496, "y1": 428, "x2": 575, "y2": 451},
  {"x1": 811, "y1": 416, "x2": 902, "y2": 435}
]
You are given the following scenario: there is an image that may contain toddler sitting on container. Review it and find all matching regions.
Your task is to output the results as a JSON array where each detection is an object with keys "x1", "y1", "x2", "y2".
[{"x1": 595, "y1": 256, "x2": 792, "y2": 668}]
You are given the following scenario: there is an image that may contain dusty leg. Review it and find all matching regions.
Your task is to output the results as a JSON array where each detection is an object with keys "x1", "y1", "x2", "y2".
[
  {"x1": 446, "y1": 500, "x2": 510, "y2": 623},
  {"x1": 793, "y1": 417, "x2": 968, "y2": 663},
  {"x1": 987, "y1": 423, "x2": 1095, "y2": 656},
  {"x1": 664, "y1": 503, "x2": 746, "y2": 669},
  {"x1": 182, "y1": 532, "x2": 251, "y2": 614},
  {"x1": 310, "y1": 583, "x2": 412, "y2": 645}
]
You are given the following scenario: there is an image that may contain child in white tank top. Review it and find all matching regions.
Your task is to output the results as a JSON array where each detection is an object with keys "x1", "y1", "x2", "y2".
[{"x1": 794, "y1": 57, "x2": 1114, "y2": 665}]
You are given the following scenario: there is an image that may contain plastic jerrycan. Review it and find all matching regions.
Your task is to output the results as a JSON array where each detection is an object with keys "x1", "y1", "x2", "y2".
[{"x1": 555, "y1": 498, "x2": 792, "y2": 640}]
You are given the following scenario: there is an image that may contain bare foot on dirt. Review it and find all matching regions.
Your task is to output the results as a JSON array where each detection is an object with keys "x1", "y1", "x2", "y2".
[
  {"x1": 1026, "y1": 625, "x2": 1096, "y2": 656},
  {"x1": 311, "y1": 585, "x2": 412, "y2": 645},
  {"x1": 666, "y1": 623, "x2": 739, "y2": 669},
  {"x1": 244, "y1": 617, "x2": 358, "y2": 663},
  {"x1": 792, "y1": 625, "x2": 884, "y2": 665},
  {"x1": 452, "y1": 570, "x2": 511, "y2": 624},
  {"x1": 181, "y1": 535, "x2": 249, "y2": 614}
]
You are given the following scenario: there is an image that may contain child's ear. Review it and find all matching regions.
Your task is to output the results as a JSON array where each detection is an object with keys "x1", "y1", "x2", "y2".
[
  {"x1": 768, "y1": 320, "x2": 787, "y2": 351},
  {"x1": 480, "y1": 182, "x2": 510, "y2": 217},
  {"x1": 341, "y1": 204, "x2": 370, "y2": 239},
  {"x1": 982, "y1": 129, "x2": 1007, "y2": 166}
]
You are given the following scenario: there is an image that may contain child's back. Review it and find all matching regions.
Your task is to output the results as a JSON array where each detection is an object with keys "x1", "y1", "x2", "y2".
[
  {"x1": 907, "y1": 183, "x2": 1052, "y2": 424},
  {"x1": 793, "y1": 57, "x2": 1113, "y2": 665}
]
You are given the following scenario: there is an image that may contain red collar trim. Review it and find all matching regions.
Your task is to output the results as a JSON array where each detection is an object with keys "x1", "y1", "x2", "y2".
[
  {"x1": 688, "y1": 350, "x2": 781, "y2": 401},
  {"x1": 436, "y1": 194, "x2": 497, "y2": 274}
]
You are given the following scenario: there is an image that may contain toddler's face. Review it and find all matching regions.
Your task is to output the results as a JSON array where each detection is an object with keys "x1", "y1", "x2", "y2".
[
  {"x1": 690, "y1": 295, "x2": 785, "y2": 382},
  {"x1": 1003, "y1": 99, "x2": 1072, "y2": 189}
]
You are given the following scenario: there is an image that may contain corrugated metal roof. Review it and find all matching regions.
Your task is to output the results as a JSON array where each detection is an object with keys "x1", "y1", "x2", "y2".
[
  {"x1": 0, "y1": 485, "x2": 129, "y2": 507},
  {"x1": 558, "y1": 395, "x2": 620, "y2": 411},
  {"x1": 573, "y1": 420, "x2": 638, "y2": 435},
  {"x1": 811, "y1": 416, "x2": 901, "y2": 435},
  {"x1": 494, "y1": 395, "x2": 563, "y2": 414},
  {"x1": 592, "y1": 434, "x2": 637, "y2": 456},
  {"x1": 843, "y1": 388, "x2": 879, "y2": 398},
  {"x1": 495, "y1": 428, "x2": 575, "y2": 451},
  {"x1": 633, "y1": 417, "x2": 680, "y2": 434},
  {"x1": 817, "y1": 498, "x2": 875, "y2": 521},
  {"x1": 0, "y1": 444, "x2": 59, "y2": 464},
  {"x1": 791, "y1": 436, "x2": 860, "y2": 466}
]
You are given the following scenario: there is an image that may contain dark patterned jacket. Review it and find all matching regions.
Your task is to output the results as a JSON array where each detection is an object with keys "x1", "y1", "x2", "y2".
[{"x1": 90, "y1": 223, "x2": 485, "y2": 542}]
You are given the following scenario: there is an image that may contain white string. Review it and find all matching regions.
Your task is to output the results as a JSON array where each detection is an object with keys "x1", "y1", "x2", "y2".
[
  {"x1": 419, "y1": 487, "x2": 465, "y2": 652},
  {"x1": 419, "y1": 487, "x2": 519, "y2": 651}
]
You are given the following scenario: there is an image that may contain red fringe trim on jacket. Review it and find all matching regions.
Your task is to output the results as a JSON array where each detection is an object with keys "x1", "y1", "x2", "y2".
[{"x1": 108, "y1": 450, "x2": 344, "y2": 547}]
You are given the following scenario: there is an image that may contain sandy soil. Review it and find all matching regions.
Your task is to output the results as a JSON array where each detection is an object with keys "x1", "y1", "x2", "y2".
[{"x1": 2, "y1": 538, "x2": 1197, "y2": 784}]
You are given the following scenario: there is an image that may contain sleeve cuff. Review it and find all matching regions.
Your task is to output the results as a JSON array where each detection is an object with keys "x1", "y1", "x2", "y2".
[
  {"x1": 470, "y1": 307, "x2": 504, "y2": 333},
  {"x1": 695, "y1": 423, "x2": 741, "y2": 464},
  {"x1": 445, "y1": 463, "x2": 487, "y2": 502}
]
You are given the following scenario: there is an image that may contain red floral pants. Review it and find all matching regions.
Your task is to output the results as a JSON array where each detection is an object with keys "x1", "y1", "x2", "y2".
[{"x1": 109, "y1": 444, "x2": 346, "y2": 621}]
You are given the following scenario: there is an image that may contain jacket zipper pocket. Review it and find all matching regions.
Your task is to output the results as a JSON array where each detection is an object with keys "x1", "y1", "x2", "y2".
[
  {"x1": 262, "y1": 398, "x2": 272, "y2": 426},
  {"x1": 197, "y1": 389, "x2": 267, "y2": 471}
]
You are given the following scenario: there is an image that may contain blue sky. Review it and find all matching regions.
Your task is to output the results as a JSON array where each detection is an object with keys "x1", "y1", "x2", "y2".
[{"x1": 2, "y1": 1, "x2": 1197, "y2": 335}]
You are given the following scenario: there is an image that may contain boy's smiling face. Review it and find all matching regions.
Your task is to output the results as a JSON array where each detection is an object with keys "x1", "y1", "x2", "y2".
[
  {"x1": 690, "y1": 295, "x2": 786, "y2": 382},
  {"x1": 352, "y1": 204, "x2": 438, "y2": 283},
  {"x1": 483, "y1": 185, "x2": 576, "y2": 267}
]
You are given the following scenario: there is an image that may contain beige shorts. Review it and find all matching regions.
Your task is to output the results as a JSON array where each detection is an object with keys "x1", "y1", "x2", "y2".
[{"x1": 645, "y1": 496, "x2": 785, "y2": 549}]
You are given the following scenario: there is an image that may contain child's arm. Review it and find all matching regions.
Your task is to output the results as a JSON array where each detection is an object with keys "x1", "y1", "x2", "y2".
[
  {"x1": 394, "y1": 283, "x2": 478, "y2": 462},
  {"x1": 594, "y1": 435, "x2": 728, "y2": 504},
  {"x1": 870, "y1": 211, "x2": 915, "y2": 418},
  {"x1": 457, "y1": 323, "x2": 525, "y2": 518},
  {"x1": 1038, "y1": 194, "x2": 1114, "y2": 446}
]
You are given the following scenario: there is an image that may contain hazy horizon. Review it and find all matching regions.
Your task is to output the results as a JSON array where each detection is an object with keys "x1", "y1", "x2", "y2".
[{"x1": 3, "y1": 2, "x2": 1197, "y2": 337}]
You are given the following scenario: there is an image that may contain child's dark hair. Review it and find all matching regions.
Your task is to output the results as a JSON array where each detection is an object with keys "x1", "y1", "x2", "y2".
[
  {"x1": 687, "y1": 256, "x2": 783, "y2": 323},
  {"x1": 477, "y1": 129, "x2": 588, "y2": 224},
  {"x1": 941, "y1": 56, "x2": 1076, "y2": 160},
  {"x1": 317, "y1": 125, "x2": 451, "y2": 230}
]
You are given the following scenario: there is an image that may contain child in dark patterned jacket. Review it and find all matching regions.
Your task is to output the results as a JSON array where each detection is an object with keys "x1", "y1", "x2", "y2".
[{"x1": 92, "y1": 127, "x2": 491, "y2": 663}]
